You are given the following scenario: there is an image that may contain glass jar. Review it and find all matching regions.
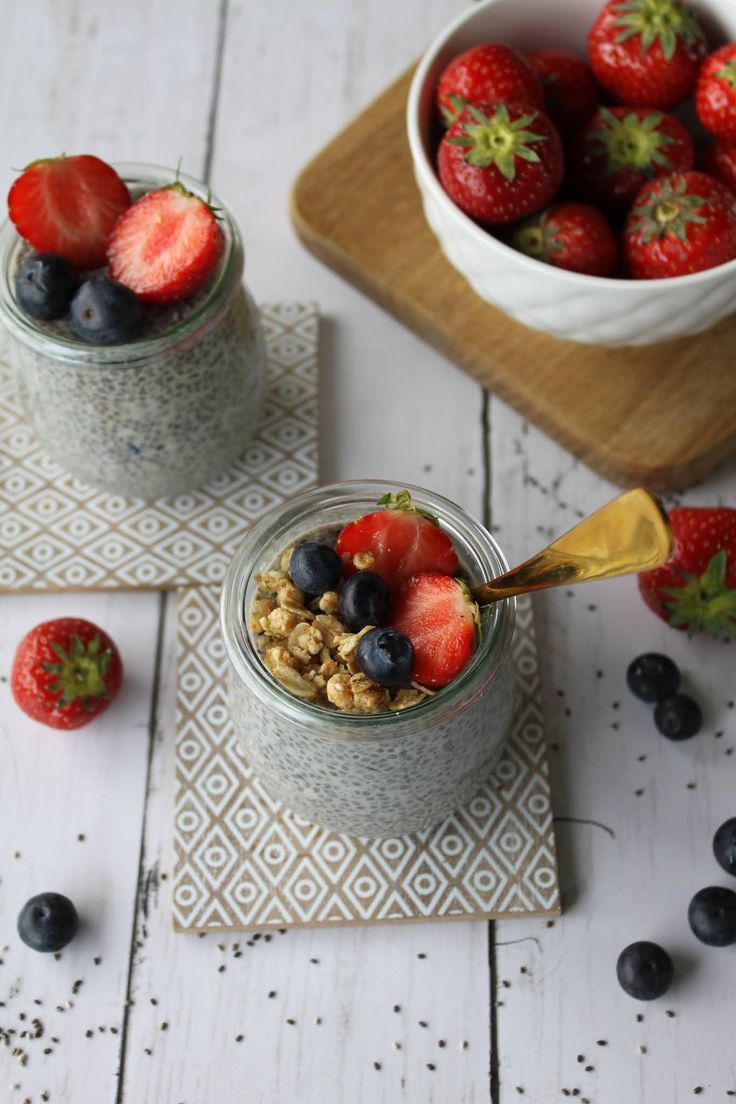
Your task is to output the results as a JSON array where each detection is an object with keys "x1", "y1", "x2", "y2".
[
  {"x1": 0, "y1": 163, "x2": 266, "y2": 498},
  {"x1": 221, "y1": 480, "x2": 516, "y2": 837}
]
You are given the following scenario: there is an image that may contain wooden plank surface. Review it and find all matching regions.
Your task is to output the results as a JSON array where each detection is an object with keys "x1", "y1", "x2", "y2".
[{"x1": 291, "y1": 67, "x2": 736, "y2": 493}]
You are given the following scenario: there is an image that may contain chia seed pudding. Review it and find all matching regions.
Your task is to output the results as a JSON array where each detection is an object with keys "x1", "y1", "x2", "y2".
[
  {"x1": 221, "y1": 481, "x2": 516, "y2": 837},
  {"x1": 0, "y1": 163, "x2": 266, "y2": 498}
]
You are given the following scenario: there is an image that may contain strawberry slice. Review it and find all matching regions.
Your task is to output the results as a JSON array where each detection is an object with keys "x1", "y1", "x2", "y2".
[
  {"x1": 7, "y1": 155, "x2": 130, "y2": 269},
  {"x1": 107, "y1": 183, "x2": 222, "y2": 303},
  {"x1": 388, "y1": 573, "x2": 478, "y2": 689},
  {"x1": 335, "y1": 491, "x2": 459, "y2": 591}
]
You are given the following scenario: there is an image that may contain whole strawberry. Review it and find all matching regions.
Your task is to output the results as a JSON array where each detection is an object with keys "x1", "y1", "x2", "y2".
[
  {"x1": 576, "y1": 107, "x2": 693, "y2": 211},
  {"x1": 526, "y1": 49, "x2": 598, "y2": 134},
  {"x1": 436, "y1": 44, "x2": 544, "y2": 128},
  {"x1": 11, "y1": 618, "x2": 123, "y2": 730},
  {"x1": 437, "y1": 101, "x2": 564, "y2": 224},
  {"x1": 638, "y1": 507, "x2": 736, "y2": 638},
  {"x1": 624, "y1": 171, "x2": 736, "y2": 278},
  {"x1": 699, "y1": 141, "x2": 736, "y2": 195},
  {"x1": 588, "y1": 0, "x2": 707, "y2": 109},
  {"x1": 510, "y1": 202, "x2": 617, "y2": 276},
  {"x1": 696, "y1": 44, "x2": 736, "y2": 142}
]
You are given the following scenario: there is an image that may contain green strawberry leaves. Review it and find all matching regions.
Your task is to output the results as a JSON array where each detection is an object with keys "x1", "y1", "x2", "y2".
[
  {"x1": 629, "y1": 175, "x2": 707, "y2": 244},
  {"x1": 662, "y1": 550, "x2": 736, "y2": 637},
  {"x1": 377, "y1": 490, "x2": 440, "y2": 527},
  {"x1": 40, "y1": 633, "x2": 113, "y2": 707},
  {"x1": 591, "y1": 108, "x2": 677, "y2": 175},
  {"x1": 611, "y1": 0, "x2": 706, "y2": 62},
  {"x1": 447, "y1": 103, "x2": 547, "y2": 181}
]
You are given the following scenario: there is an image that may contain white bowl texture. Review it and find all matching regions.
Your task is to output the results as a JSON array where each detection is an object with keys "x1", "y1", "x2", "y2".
[{"x1": 407, "y1": 0, "x2": 736, "y2": 346}]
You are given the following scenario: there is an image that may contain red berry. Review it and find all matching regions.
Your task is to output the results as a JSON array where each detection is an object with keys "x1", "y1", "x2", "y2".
[
  {"x1": 696, "y1": 44, "x2": 736, "y2": 142},
  {"x1": 638, "y1": 507, "x2": 736, "y2": 638},
  {"x1": 510, "y1": 202, "x2": 617, "y2": 277},
  {"x1": 575, "y1": 107, "x2": 693, "y2": 212},
  {"x1": 388, "y1": 573, "x2": 478, "y2": 689},
  {"x1": 436, "y1": 44, "x2": 544, "y2": 127},
  {"x1": 588, "y1": 0, "x2": 707, "y2": 109},
  {"x1": 11, "y1": 618, "x2": 124, "y2": 730},
  {"x1": 7, "y1": 155, "x2": 130, "y2": 269},
  {"x1": 624, "y1": 171, "x2": 736, "y2": 278},
  {"x1": 699, "y1": 141, "x2": 736, "y2": 195},
  {"x1": 438, "y1": 101, "x2": 564, "y2": 224},
  {"x1": 335, "y1": 490, "x2": 459, "y2": 592},
  {"x1": 107, "y1": 184, "x2": 222, "y2": 304},
  {"x1": 526, "y1": 49, "x2": 598, "y2": 134}
]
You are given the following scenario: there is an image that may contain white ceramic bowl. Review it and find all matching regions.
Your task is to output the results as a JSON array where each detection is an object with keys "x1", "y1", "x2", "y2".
[{"x1": 407, "y1": 0, "x2": 736, "y2": 346}]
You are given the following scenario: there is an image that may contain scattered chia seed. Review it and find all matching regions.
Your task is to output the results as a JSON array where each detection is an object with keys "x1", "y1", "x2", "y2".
[
  {"x1": 693, "y1": 1089, "x2": 703, "y2": 1096},
  {"x1": 516, "y1": 1089, "x2": 524, "y2": 1096},
  {"x1": 585, "y1": 1066, "x2": 594, "y2": 1073},
  {"x1": 687, "y1": 782, "x2": 697, "y2": 790},
  {"x1": 665, "y1": 1010, "x2": 675, "y2": 1018},
  {"x1": 596, "y1": 1040, "x2": 607, "y2": 1046},
  {"x1": 71, "y1": 980, "x2": 83, "y2": 995},
  {"x1": 150, "y1": 999, "x2": 158, "y2": 1006},
  {"x1": 393, "y1": 1004, "x2": 401, "y2": 1013},
  {"x1": 77, "y1": 834, "x2": 85, "y2": 842},
  {"x1": 426, "y1": 1063, "x2": 436, "y2": 1071},
  {"x1": 310, "y1": 958, "x2": 319, "y2": 964},
  {"x1": 634, "y1": 788, "x2": 645, "y2": 796},
  {"x1": 53, "y1": 953, "x2": 61, "y2": 961},
  {"x1": 611, "y1": 722, "x2": 620, "y2": 730},
  {"x1": 461, "y1": 1041, "x2": 469, "y2": 1049},
  {"x1": 502, "y1": 980, "x2": 511, "y2": 988},
  {"x1": 85, "y1": 1030, "x2": 93, "y2": 1038},
  {"x1": 577, "y1": 1055, "x2": 584, "y2": 1063},
  {"x1": 160, "y1": 1022, "x2": 168, "y2": 1032},
  {"x1": 419, "y1": 1020, "x2": 428, "y2": 1028},
  {"x1": 715, "y1": 731, "x2": 724, "y2": 739},
  {"x1": 373, "y1": 1061, "x2": 381, "y2": 1071},
  {"x1": 268, "y1": 991, "x2": 277, "y2": 999},
  {"x1": 43, "y1": 1048, "x2": 52, "y2": 1056},
  {"x1": 392, "y1": 1042, "x2": 401, "y2": 1050},
  {"x1": 546, "y1": 920, "x2": 555, "y2": 928},
  {"x1": 562, "y1": 1091, "x2": 571, "y2": 1098},
  {"x1": 636, "y1": 1014, "x2": 644, "y2": 1023},
  {"x1": 520, "y1": 966, "x2": 527, "y2": 975},
  {"x1": 12, "y1": 851, "x2": 21, "y2": 860},
  {"x1": 235, "y1": 1034, "x2": 243, "y2": 1042},
  {"x1": 264, "y1": 934, "x2": 272, "y2": 942},
  {"x1": 438, "y1": 1040, "x2": 446, "y2": 1048},
  {"x1": 218, "y1": 965, "x2": 225, "y2": 973},
  {"x1": 144, "y1": 1048, "x2": 152, "y2": 1056},
  {"x1": 315, "y1": 1017, "x2": 322, "y2": 1025},
  {"x1": 596, "y1": 670, "x2": 603, "y2": 679},
  {"x1": 286, "y1": 1018, "x2": 296, "y2": 1025},
  {"x1": 638, "y1": 754, "x2": 648, "y2": 762},
  {"x1": 638, "y1": 1045, "x2": 647, "y2": 1055},
  {"x1": 417, "y1": 953, "x2": 426, "y2": 959}
]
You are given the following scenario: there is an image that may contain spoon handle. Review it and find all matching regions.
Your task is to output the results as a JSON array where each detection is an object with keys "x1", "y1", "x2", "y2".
[{"x1": 472, "y1": 488, "x2": 673, "y2": 605}]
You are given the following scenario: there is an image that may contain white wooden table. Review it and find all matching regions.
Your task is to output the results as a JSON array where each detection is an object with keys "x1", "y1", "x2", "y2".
[{"x1": 1, "y1": 3, "x2": 735, "y2": 1101}]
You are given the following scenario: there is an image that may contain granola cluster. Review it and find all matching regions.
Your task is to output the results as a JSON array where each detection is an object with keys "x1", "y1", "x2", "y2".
[{"x1": 249, "y1": 550, "x2": 431, "y2": 714}]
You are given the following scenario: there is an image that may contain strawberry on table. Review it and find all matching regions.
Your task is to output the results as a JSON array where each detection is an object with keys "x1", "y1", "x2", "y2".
[
  {"x1": 510, "y1": 202, "x2": 617, "y2": 276},
  {"x1": 638, "y1": 507, "x2": 736, "y2": 638},
  {"x1": 335, "y1": 490, "x2": 459, "y2": 591},
  {"x1": 698, "y1": 140, "x2": 736, "y2": 195},
  {"x1": 107, "y1": 182, "x2": 222, "y2": 303},
  {"x1": 388, "y1": 573, "x2": 479, "y2": 689},
  {"x1": 436, "y1": 44, "x2": 544, "y2": 128},
  {"x1": 7, "y1": 155, "x2": 130, "y2": 269},
  {"x1": 624, "y1": 171, "x2": 736, "y2": 278},
  {"x1": 526, "y1": 49, "x2": 598, "y2": 134},
  {"x1": 437, "y1": 101, "x2": 564, "y2": 224},
  {"x1": 588, "y1": 0, "x2": 707, "y2": 109},
  {"x1": 575, "y1": 107, "x2": 693, "y2": 211},
  {"x1": 696, "y1": 44, "x2": 736, "y2": 142},
  {"x1": 11, "y1": 618, "x2": 124, "y2": 730}
]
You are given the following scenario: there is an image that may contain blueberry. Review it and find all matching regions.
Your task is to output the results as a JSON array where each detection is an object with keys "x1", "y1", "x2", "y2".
[
  {"x1": 289, "y1": 542, "x2": 341, "y2": 595},
  {"x1": 626, "y1": 653, "x2": 680, "y2": 703},
  {"x1": 17, "y1": 892, "x2": 79, "y2": 953},
  {"x1": 16, "y1": 252, "x2": 76, "y2": 321},
  {"x1": 356, "y1": 627, "x2": 414, "y2": 687},
  {"x1": 338, "y1": 571, "x2": 390, "y2": 631},
  {"x1": 713, "y1": 817, "x2": 736, "y2": 877},
  {"x1": 654, "y1": 693, "x2": 702, "y2": 740},
  {"x1": 688, "y1": 886, "x2": 736, "y2": 947},
  {"x1": 616, "y1": 941, "x2": 673, "y2": 1000},
  {"x1": 70, "y1": 276, "x2": 142, "y2": 344}
]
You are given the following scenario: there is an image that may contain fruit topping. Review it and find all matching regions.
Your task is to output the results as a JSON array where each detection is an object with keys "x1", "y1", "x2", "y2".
[
  {"x1": 626, "y1": 652, "x2": 680, "y2": 702},
  {"x1": 7, "y1": 154, "x2": 130, "y2": 268},
  {"x1": 587, "y1": 0, "x2": 707, "y2": 110},
  {"x1": 335, "y1": 491, "x2": 459, "y2": 590},
  {"x1": 338, "y1": 571, "x2": 390, "y2": 632},
  {"x1": 11, "y1": 617, "x2": 123, "y2": 729},
  {"x1": 15, "y1": 252, "x2": 77, "y2": 321},
  {"x1": 713, "y1": 817, "x2": 736, "y2": 877},
  {"x1": 624, "y1": 171, "x2": 736, "y2": 278},
  {"x1": 388, "y1": 573, "x2": 478, "y2": 689},
  {"x1": 696, "y1": 43, "x2": 736, "y2": 142},
  {"x1": 438, "y1": 101, "x2": 564, "y2": 224},
  {"x1": 107, "y1": 182, "x2": 222, "y2": 303},
  {"x1": 436, "y1": 44, "x2": 544, "y2": 128},
  {"x1": 637, "y1": 506, "x2": 736, "y2": 636},
  {"x1": 526, "y1": 49, "x2": 598, "y2": 134},
  {"x1": 654, "y1": 692, "x2": 702, "y2": 739},
  {"x1": 18, "y1": 892, "x2": 79, "y2": 953},
  {"x1": 356, "y1": 627, "x2": 414, "y2": 688},
  {"x1": 70, "y1": 275, "x2": 142, "y2": 344},
  {"x1": 688, "y1": 886, "x2": 736, "y2": 946},
  {"x1": 510, "y1": 202, "x2": 617, "y2": 276},
  {"x1": 288, "y1": 542, "x2": 342, "y2": 595},
  {"x1": 616, "y1": 941, "x2": 674, "y2": 1000}
]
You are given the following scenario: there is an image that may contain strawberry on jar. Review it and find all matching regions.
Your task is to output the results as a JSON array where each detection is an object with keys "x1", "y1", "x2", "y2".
[
  {"x1": 696, "y1": 44, "x2": 736, "y2": 142},
  {"x1": 436, "y1": 44, "x2": 544, "y2": 128},
  {"x1": 437, "y1": 101, "x2": 564, "y2": 224}
]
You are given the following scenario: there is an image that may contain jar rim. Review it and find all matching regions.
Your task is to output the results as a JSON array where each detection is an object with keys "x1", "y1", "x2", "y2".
[
  {"x1": 0, "y1": 161, "x2": 243, "y2": 365},
  {"x1": 220, "y1": 479, "x2": 516, "y2": 740}
]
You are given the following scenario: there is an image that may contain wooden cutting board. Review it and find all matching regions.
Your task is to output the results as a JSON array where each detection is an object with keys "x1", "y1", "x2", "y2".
[{"x1": 290, "y1": 68, "x2": 736, "y2": 491}]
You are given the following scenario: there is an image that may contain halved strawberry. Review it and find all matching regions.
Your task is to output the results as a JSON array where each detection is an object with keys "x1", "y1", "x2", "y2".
[
  {"x1": 107, "y1": 183, "x2": 222, "y2": 303},
  {"x1": 335, "y1": 491, "x2": 459, "y2": 591},
  {"x1": 7, "y1": 155, "x2": 130, "y2": 269},
  {"x1": 388, "y1": 573, "x2": 478, "y2": 689}
]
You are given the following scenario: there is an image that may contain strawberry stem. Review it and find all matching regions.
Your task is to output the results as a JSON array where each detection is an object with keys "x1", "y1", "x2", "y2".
[
  {"x1": 661, "y1": 550, "x2": 736, "y2": 637},
  {"x1": 611, "y1": 0, "x2": 705, "y2": 62},
  {"x1": 376, "y1": 491, "x2": 440, "y2": 526},
  {"x1": 446, "y1": 104, "x2": 546, "y2": 182},
  {"x1": 592, "y1": 109, "x2": 675, "y2": 174},
  {"x1": 40, "y1": 634, "x2": 112, "y2": 708}
]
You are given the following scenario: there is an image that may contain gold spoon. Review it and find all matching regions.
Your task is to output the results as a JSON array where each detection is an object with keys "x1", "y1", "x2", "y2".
[{"x1": 472, "y1": 488, "x2": 673, "y2": 605}]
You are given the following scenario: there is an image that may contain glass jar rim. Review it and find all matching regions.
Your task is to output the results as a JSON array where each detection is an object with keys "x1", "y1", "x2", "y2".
[
  {"x1": 0, "y1": 161, "x2": 243, "y2": 366},
  {"x1": 220, "y1": 479, "x2": 516, "y2": 741}
]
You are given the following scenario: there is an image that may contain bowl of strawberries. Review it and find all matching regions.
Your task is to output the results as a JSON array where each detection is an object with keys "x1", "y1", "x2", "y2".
[{"x1": 406, "y1": 0, "x2": 736, "y2": 346}]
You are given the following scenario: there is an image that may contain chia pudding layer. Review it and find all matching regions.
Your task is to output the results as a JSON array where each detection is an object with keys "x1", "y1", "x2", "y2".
[
  {"x1": 0, "y1": 164, "x2": 266, "y2": 498},
  {"x1": 222, "y1": 481, "x2": 517, "y2": 837}
]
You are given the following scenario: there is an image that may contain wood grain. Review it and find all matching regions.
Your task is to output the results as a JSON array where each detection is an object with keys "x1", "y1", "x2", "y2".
[{"x1": 291, "y1": 67, "x2": 736, "y2": 493}]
